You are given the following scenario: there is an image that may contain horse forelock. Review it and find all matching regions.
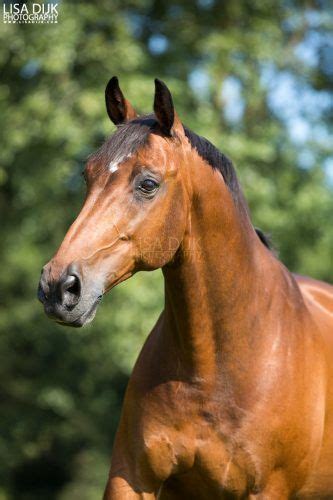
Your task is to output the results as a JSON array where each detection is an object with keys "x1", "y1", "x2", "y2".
[{"x1": 89, "y1": 115, "x2": 156, "y2": 168}]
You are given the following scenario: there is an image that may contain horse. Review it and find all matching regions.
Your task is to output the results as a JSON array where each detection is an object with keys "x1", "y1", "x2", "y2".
[{"x1": 38, "y1": 77, "x2": 333, "y2": 499}]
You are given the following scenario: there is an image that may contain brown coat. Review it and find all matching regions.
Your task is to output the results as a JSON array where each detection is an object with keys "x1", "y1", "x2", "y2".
[{"x1": 39, "y1": 78, "x2": 333, "y2": 499}]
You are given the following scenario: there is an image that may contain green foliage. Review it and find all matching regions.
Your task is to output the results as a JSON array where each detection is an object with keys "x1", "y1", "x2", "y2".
[{"x1": 0, "y1": 1, "x2": 332, "y2": 498}]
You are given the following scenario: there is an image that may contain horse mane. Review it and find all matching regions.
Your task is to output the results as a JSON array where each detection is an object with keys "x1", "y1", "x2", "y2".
[
  {"x1": 255, "y1": 228, "x2": 273, "y2": 250},
  {"x1": 92, "y1": 114, "x2": 272, "y2": 250},
  {"x1": 183, "y1": 127, "x2": 273, "y2": 251},
  {"x1": 183, "y1": 126, "x2": 241, "y2": 200}
]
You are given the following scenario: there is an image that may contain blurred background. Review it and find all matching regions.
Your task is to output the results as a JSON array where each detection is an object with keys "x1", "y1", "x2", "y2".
[{"x1": 0, "y1": 0, "x2": 333, "y2": 498}]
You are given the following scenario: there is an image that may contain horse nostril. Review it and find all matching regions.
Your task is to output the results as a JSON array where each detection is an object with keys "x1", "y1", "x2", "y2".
[
  {"x1": 60, "y1": 274, "x2": 81, "y2": 309},
  {"x1": 65, "y1": 275, "x2": 80, "y2": 295}
]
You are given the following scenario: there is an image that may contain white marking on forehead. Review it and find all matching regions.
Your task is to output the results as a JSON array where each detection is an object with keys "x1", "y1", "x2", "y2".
[
  {"x1": 108, "y1": 153, "x2": 132, "y2": 173},
  {"x1": 109, "y1": 162, "x2": 119, "y2": 174}
]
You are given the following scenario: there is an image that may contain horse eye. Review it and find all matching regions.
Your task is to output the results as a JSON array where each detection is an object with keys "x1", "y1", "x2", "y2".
[{"x1": 139, "y1": 179, "x2": 159, "y2": 193}]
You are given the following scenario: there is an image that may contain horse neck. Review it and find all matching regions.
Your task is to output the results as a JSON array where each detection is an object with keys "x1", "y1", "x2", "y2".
[{"x1": 162, "y1": 156, "x2": 280, "y2": 384}]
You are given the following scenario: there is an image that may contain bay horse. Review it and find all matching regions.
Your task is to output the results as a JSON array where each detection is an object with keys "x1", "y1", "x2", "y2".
[{"x1": 38, "y1": 77, "x2": 333, "y2": 499}]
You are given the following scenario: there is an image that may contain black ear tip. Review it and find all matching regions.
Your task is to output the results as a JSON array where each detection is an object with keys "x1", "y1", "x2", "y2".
[
  {"x1": 154, "y1": 78, "x2": 168, "y2": 91},
  {"x1": 154, "y1": 79, "x2": 173, "y2": 105},
  {"x1": 106, "y1": 76, "x2": 120, "y2": 91}
]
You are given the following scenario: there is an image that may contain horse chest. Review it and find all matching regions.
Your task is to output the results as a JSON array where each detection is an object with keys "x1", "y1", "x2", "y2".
[
  {"x1": 193, "y1": 437, "x2": 250, "y2": 495},
  {"x1": 140, "y1": 397, "x2": 255, "y2": 495},
  {"x1": 132, "y1": 367, "x2": 308, "y2": 495},
  {"x1": 142, "y1": 421, "x2": 252, "y2": 498}
]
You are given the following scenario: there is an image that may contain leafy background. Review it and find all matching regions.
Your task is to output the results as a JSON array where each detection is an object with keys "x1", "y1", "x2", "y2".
[{"x1": 0, "y1": 0, "x2": 332, "y2": 498}]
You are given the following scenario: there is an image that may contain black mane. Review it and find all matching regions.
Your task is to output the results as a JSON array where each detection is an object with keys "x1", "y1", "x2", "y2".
[
  {"x1": 183, "y1": 126, "x2": 241, "y2": 200},
  {"x1": 255, "y1": 228, "x2": 273, "y2": 250}
]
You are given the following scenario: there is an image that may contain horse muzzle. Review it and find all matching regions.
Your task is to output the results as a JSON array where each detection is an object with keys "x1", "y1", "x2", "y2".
[{"x1": 37, "y1": 263, "x2": 102, "y2": 327}]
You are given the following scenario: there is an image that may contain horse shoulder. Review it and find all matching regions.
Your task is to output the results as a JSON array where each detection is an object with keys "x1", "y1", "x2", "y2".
[{"x1": 293, "y1": 274, "x2": 333, "y2": 498}]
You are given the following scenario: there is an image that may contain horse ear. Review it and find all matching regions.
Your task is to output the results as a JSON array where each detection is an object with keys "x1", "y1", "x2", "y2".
[
  {"x1": 105, "y1": 76, "x2": 137, "y2": 125},
  {"x1": 154, "y1": 78, "x2": 180, "y2": 136}
]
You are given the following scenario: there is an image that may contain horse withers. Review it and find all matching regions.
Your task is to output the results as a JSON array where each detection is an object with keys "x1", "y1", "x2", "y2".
[{"x1": 38, "y1": 77, "x2": 333, "y2": 499}]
